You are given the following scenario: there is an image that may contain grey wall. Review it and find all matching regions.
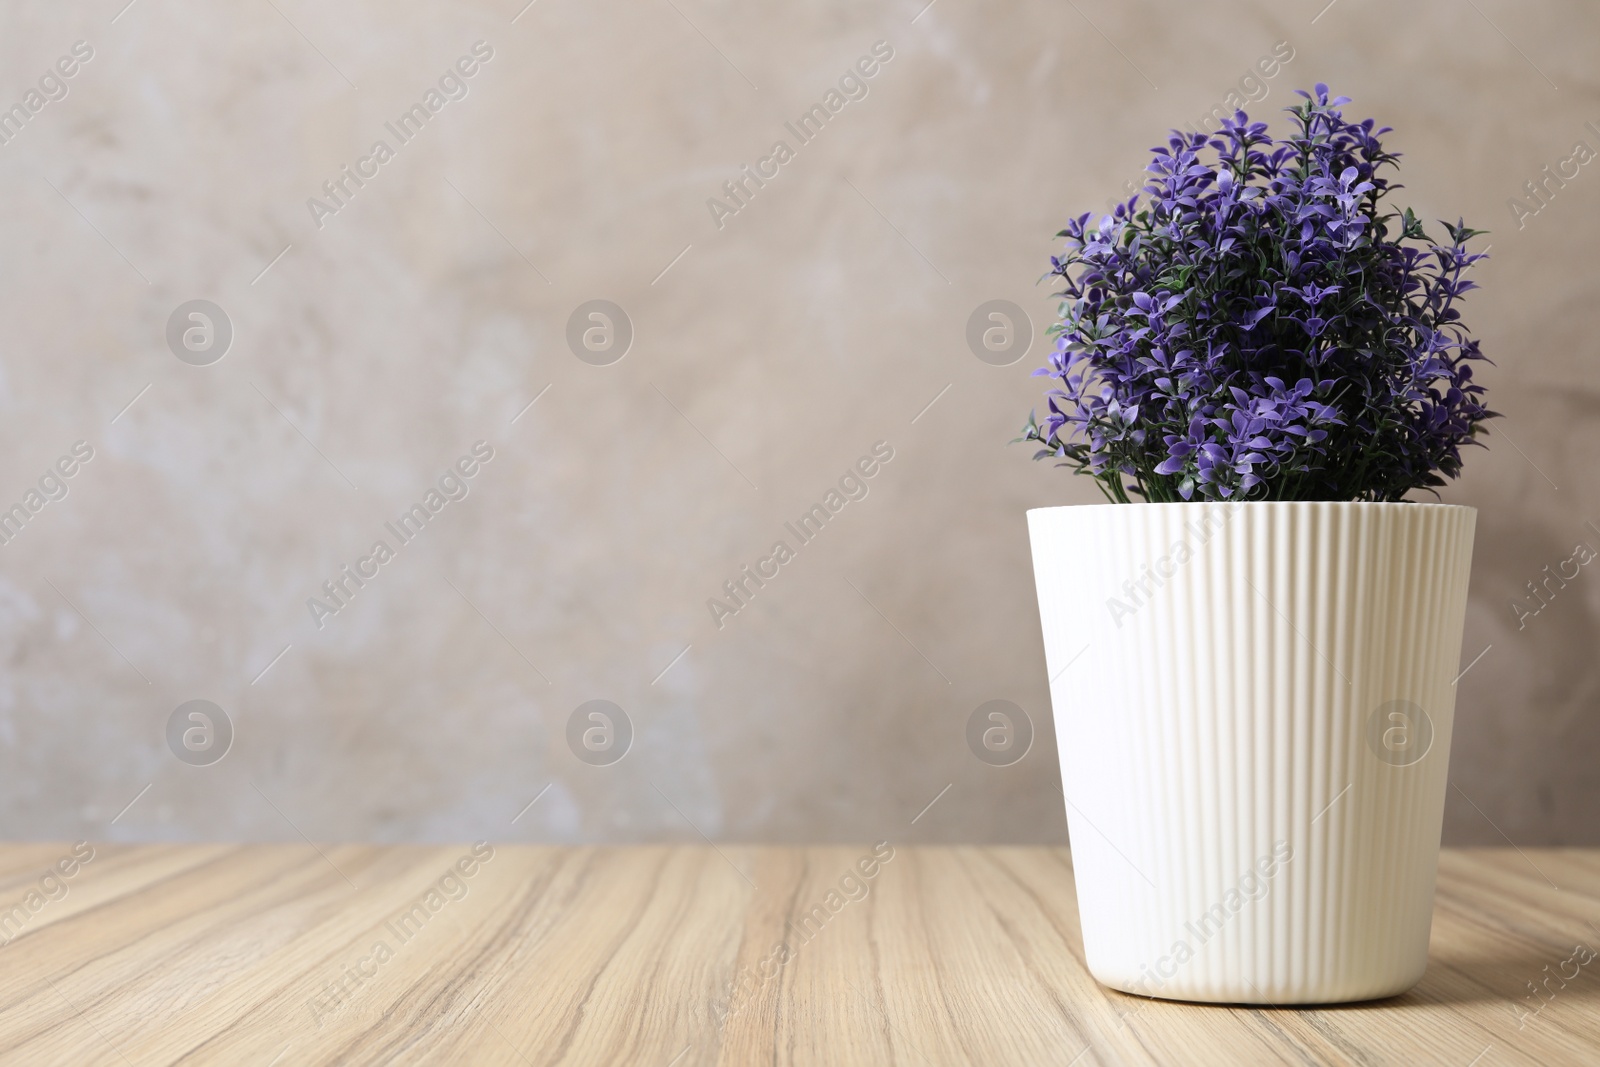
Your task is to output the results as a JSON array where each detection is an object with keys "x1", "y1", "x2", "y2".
[{"x1": 0, "y1": 0, "x2": 1594, "y2": 846}]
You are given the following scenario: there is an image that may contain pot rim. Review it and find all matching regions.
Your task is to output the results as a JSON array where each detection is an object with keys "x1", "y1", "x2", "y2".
[{"x1": 1027, "y1": 500, "x2": 1477, "y2": 517}]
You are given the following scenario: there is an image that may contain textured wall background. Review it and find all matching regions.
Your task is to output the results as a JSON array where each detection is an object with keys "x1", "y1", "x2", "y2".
[{"x1": 0, "y1": 1, "x2": 1594, "y2": 846}]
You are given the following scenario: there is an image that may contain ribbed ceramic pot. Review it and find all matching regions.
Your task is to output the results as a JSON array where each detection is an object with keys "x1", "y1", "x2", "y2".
[{"x1": 1027, "y1": 501, "x2": 1477, "y2": 1004}]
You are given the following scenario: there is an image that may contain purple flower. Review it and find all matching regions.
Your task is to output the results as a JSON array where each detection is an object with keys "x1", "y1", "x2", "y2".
[{"x1": 1021, "y1": 86, "x2": 1495, "y2": 502}]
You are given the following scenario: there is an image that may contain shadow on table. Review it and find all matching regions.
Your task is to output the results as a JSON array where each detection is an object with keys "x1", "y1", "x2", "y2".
[
  {"x1": 1320, "y1": 944, "x2": 1598, "y2": 1012},
  {"x1": 1099, "y1": 943, "x2": 1595, "y2": 1015}
]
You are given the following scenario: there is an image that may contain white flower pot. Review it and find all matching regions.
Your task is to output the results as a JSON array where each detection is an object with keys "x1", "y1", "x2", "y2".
[{"x1": 1027, "y1": 501, "x2": 1477, "y2": 1004}]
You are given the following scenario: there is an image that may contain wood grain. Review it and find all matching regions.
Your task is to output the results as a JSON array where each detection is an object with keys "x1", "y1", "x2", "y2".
[{"x1": 0, "y1": 844, "x2": 1594, "y2": 1065}]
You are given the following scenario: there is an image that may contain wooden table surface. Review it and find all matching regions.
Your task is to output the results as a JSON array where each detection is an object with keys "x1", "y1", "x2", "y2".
[{"x1": 0, "y1": 844, "x2": 1595, "y2": 1065}]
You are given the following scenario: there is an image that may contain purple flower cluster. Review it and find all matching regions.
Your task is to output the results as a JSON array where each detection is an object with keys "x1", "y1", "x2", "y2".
[{"x1": 1023, "y1": 85, "x2": 1494, "y2": 502}]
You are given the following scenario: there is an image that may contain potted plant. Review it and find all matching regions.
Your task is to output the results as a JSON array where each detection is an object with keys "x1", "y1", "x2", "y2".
[{"x1": 1022, "y1": 85, "x2": 1492, "y2": 1004}]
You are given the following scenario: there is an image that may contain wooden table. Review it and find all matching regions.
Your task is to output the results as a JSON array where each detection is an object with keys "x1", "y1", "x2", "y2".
[{"x1": 0, "y1": 844, "x2": 1595, "y2": 1065}]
